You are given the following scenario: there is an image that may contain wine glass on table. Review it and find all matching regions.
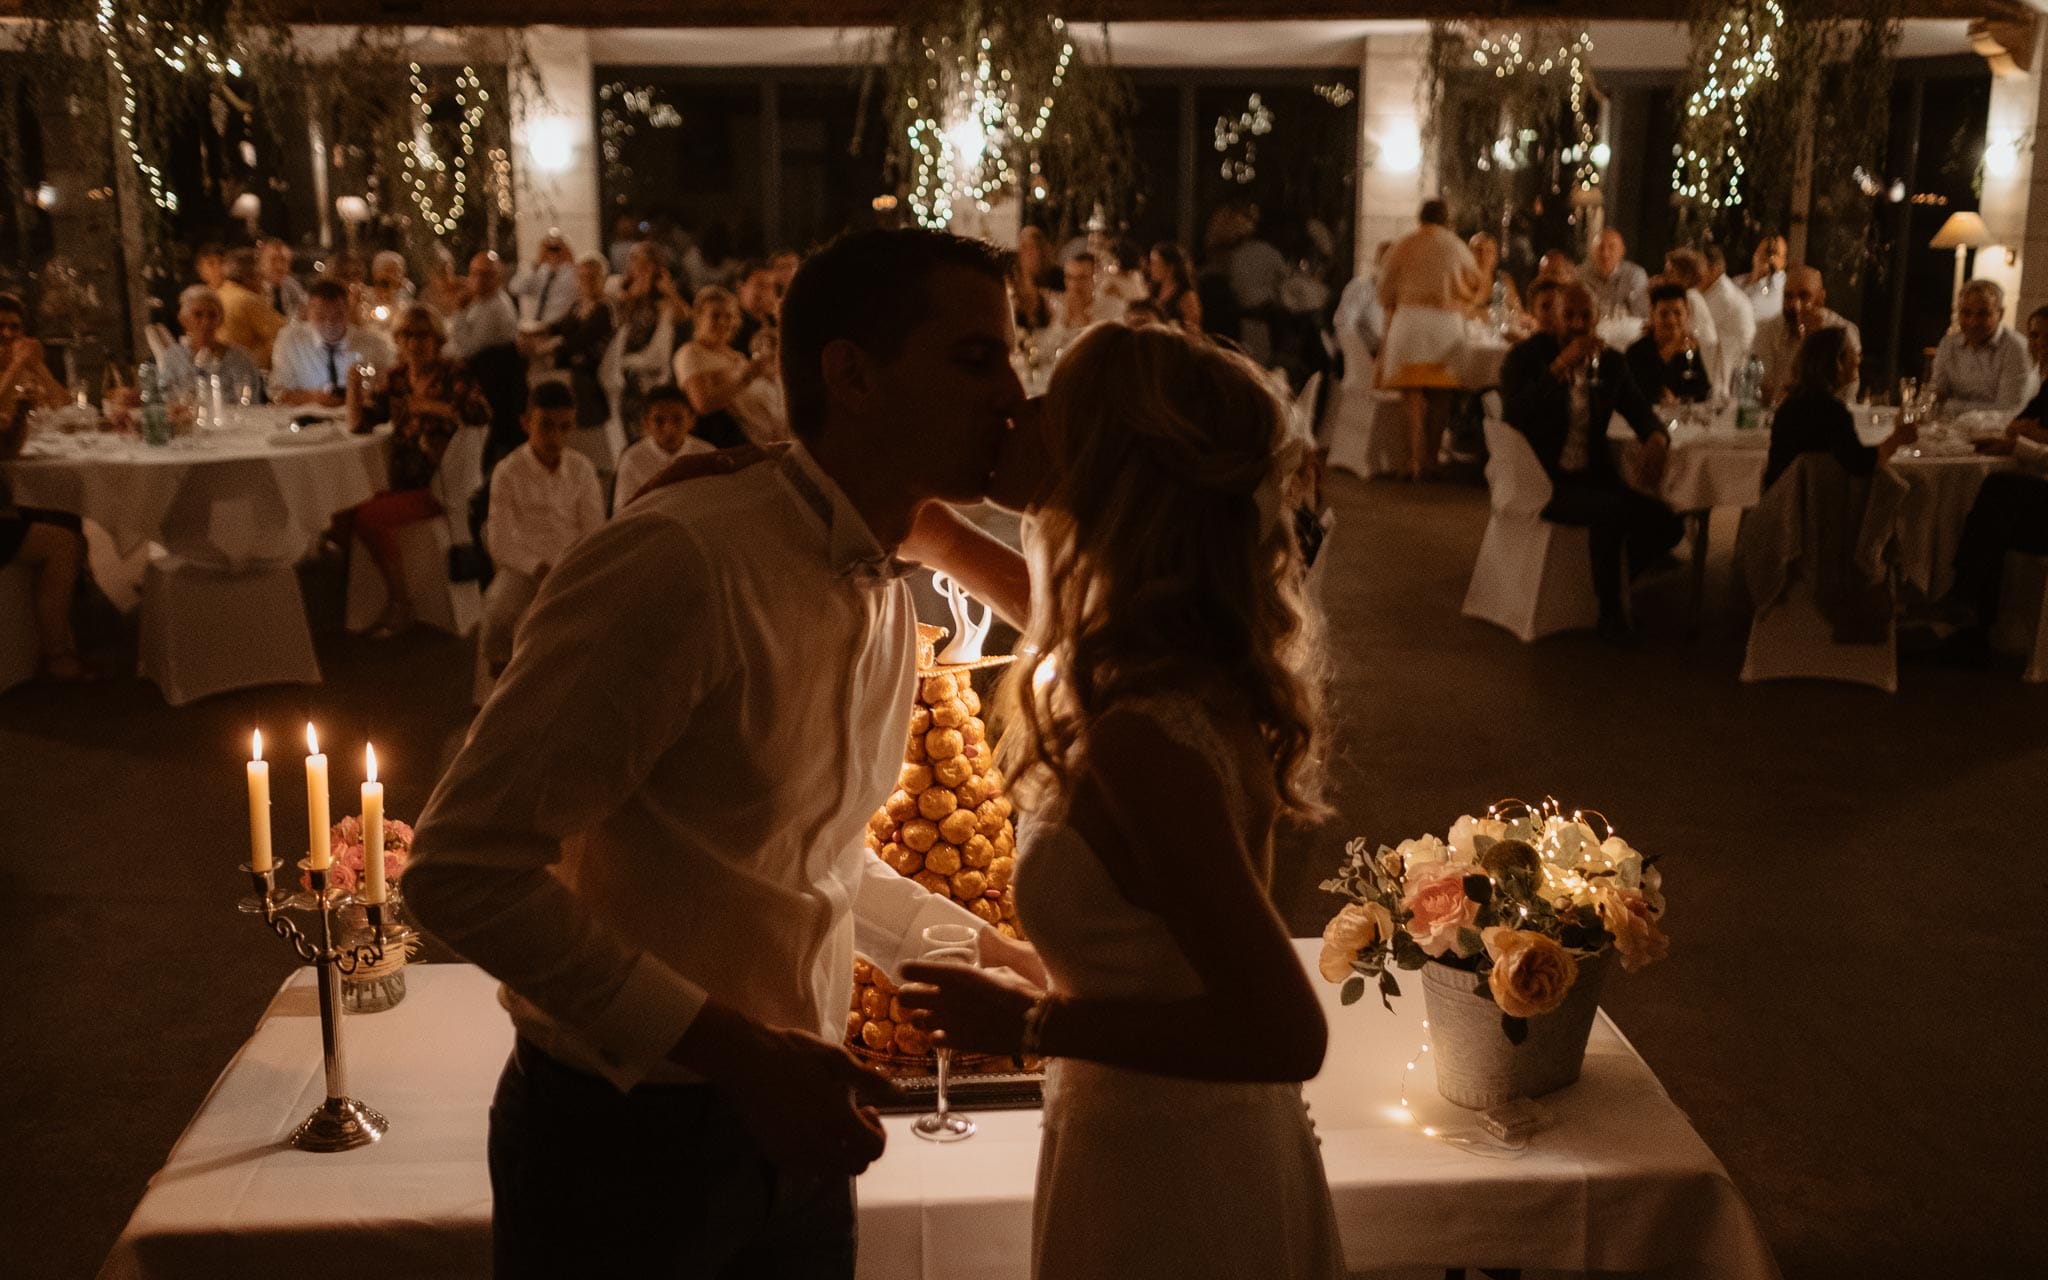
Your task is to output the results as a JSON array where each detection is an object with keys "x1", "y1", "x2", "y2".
[{"x1": 911, "y1": 923, "x2": 981, "y2": 1143}]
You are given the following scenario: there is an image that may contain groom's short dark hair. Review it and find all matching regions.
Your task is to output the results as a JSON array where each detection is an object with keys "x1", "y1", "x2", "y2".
[{"x1": 781, "y1": 228, "x2": 1008, "y2": 440}]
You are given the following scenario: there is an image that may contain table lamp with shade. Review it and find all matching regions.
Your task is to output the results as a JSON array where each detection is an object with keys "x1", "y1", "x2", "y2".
[{"x1": 1929, "y1": 210, "x2": 1994, "y2": 306}]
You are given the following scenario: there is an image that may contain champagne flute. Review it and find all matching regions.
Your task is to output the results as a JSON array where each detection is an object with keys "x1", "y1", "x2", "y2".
[{"x1": 911, "y1": 923, "x2": 981, "y2": 1143}]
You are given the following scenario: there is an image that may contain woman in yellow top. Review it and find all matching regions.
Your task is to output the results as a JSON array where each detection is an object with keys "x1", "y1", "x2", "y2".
[{"x1": 1376, "y1": 200, "x2": 1483, "y2": 480}]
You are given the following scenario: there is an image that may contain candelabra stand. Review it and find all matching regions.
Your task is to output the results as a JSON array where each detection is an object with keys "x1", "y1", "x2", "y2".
[{"x1": 239, "y1": 861, "x2": 414, "y2": 1151}]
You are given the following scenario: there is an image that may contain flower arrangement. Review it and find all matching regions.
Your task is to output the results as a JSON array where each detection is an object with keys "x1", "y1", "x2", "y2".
[
  {"x1": 1319, "y1": 800, "x2": 1667, "y2": 1042},
  {"x1": 304, "y1": 816, "x2": 415, "y2": 895}
]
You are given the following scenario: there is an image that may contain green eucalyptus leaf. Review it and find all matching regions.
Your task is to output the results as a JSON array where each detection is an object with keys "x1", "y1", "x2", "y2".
[{"x1": 1340, "y1": 976, "x2": 1365, "y2": 1006}]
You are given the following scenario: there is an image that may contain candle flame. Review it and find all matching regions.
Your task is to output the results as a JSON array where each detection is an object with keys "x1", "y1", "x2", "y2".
[
  {"x1": 252, "y1": 729, "x2": 263, "y2": 762},
  {"x1": 365, "y1": 742, "x2": 378, "y2": 783},
  {"x1": 306, "y1": 722, "x2": 320, "y2": 756}
]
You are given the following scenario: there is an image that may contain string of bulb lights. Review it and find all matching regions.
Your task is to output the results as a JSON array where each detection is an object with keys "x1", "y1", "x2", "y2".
[
  {"x1": 905, "y1": 16, "x2": 1072, "y2": 229},
  {"x1": 1669, "y1": 1, "x2": 1786, "y2": 212},
  {"x1": 96, "y1": 0, "x2": 247, "y2": 216},
  {"x1": 1467, "y1": 27, "x2": 1601, "y2": 191},
  {"x1": 400, "y1": 62, "x2": 487, "y2": 238}
]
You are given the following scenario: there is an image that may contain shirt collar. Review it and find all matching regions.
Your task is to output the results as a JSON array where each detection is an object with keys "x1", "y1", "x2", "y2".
[{"x1": 775, "y1": 442, "x2": 912, "y2": 582}]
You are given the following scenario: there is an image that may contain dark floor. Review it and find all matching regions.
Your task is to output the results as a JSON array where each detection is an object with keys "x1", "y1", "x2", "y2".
[{"x1": 3, "y1": 474, "x2": 2045, "y2": 1279}]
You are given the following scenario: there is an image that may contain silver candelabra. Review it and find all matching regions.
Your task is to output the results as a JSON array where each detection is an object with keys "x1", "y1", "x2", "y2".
[{"x1": 239, "y1": 861, "x2": 414, "y2": 1152}]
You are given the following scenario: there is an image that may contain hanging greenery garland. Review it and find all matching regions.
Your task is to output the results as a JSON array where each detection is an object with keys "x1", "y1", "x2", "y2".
[{"x1": 868, "y1": 1, "x2": 1131, "y2": 236}]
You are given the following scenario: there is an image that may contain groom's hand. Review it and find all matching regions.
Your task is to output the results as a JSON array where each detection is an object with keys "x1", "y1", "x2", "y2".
[{"x1": 673, "y1": 1000, "x2": 897, "y2": 1176}]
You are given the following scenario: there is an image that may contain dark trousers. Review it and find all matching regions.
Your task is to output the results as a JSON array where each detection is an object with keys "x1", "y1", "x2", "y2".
[
  {"x1": 488, "y1": 1038, "x2": 857, "y2": 1279},
  {"x1": 1952, "y1": 471, "x2": 2048, "y2": 623},
  {"x1": 1542, "y1": 472, "x2": 1685, "y2": 615}
]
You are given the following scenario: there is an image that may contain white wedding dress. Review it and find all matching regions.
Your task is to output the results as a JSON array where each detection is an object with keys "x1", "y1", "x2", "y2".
[{"x1": 1012, "y1": 691, "x2": 1345, "y2": 1280}]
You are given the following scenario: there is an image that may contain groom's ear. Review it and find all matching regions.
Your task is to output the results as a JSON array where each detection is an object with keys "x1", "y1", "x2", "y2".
[{"x1": 819, "y1": 337, "x2": 874, "y2": 414}]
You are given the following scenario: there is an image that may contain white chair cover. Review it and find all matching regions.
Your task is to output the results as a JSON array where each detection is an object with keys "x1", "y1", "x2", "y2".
[
  {"x1": 1992, "y1": 552, "x2": 2048, "y2": 683},
  {"x1": 344, "y1": 427, "x2": 485, "y2": 637},
  {"x1": 0, "y1": 561, "x2": 39, "y2": 694},
  {"x1": 1739, "y1": 584, "x2": 1898, "y2": 692},
  {"x1": 140, "y1": 556, "x2": 322, "y2": 705},
  {"x1": 1290, "y1": 371, "x2": 1323, "y2": 447},
  {"x1": 1462, "y1": 419, "x2": 1601, "y2": 642}
]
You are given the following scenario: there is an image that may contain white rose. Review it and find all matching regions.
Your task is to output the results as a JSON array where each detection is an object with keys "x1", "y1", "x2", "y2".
[
  {"x1": 1395, "y1": 834, "x2": 1449, "y2": 873},
  {"x1": 1448, "y1": 814, "x2": 1507, "y2": 859}
]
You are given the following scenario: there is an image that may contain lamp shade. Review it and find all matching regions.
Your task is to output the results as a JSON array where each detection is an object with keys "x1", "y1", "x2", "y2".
[
  {"x1": 1930, "y1": 211, "x2": 1993, "y2": 250},
  {"x1": 335, "y1": 195, "x2": 371, "y2": 225},
  {"x1": 229, "y1": 192, "x2": 261, "y2": 220}
]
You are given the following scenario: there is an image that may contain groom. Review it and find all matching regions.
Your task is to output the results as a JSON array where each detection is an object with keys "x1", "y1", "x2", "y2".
[{"x1": 407, "y1": 228, "x2": 1037, "y2": 1277}]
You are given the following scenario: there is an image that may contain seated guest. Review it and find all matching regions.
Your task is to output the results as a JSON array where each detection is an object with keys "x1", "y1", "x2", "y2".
[
  {"x1": 216, "y1": 248, "x2": 287, "y2": 370},
  {"x1": 606, "y1": 241, "x2": 687, "y2": 443},
  {"x1": 1581, "y1": 228, "x2": 1649, "y2": 319},
  {"x1": 1658, "y1": 249, "x2": 1721, "y2": 380},
  {"x1": 447, "y1": 252, "x2": 527, "y2": 472},
  {"x1": 525, "y1": 254, "x2": 615, "y2": 431},
  {"x1": 420, "y1": 244, "x2": 467, "y2": 318},
  {"x1": 1536, "y1": 250, "x2": 1579, "y2": 287},
  {"x1": 480, "y1": 380, "x2": 604, "y2": 677},
  {"x1": 1145, "y1": 241, "x2": 1204, "y2": 330},
  {"x1": 364, "y1": 250, "x2": 414, "y2": 333},
  {"x1": 1499, "y1": 281, "x2": 1683, "y2": 639},
  {"x1": 1010, "y1": 226, "x2": 1057, "y2": 331},
  {"x1": 1626, "y1": 284, "x2": 1713, "y2": 406},
  {"x1": 1047, "y1": 252, "x2": 1127, "y2": 342},
  {"x1": 258, "y1": 238, "x2": 308, "y2": 320},
  {"x1": 1765, "y1": 327, "x2": 1913, "y2": 490},
  {"x1": 1699, "y1": 244, "x2": 1757, "y2": 389},
  {"x1": 1467, "y1": 231, "x2": 1525, "y2": 330},
  {"x1": 734, "y1": 327, "x2": 789, "y2": 446},
  {"x1": 3, "y1": 297, "x2": 87, "y2": 679},
  {"x1": 611, "y1": 386, "x2": 710, "y2": 512},
  {"x1": 344, "y1": 303, "x2": 493, "y2": 637},
  {"x1": 510, "y1": 232, "x2": 579, "y2": 329},
  {"x1": 160, "y1": 285, "x2": 262, "y2": 402},
  {"x1": 1754, "y1": 265, "x2": 1859, "y2": 404},
  {"x1": 269, "y1": 279, "x2": 397, "y2": 407},
  {"x1": 671, "y1": 285, "x2": 764, "y2": 450},
  {"x1": 1929, "y1": 279, "x2": 2030, "y2": 415},
  {"x1": 194, "y1": 243, "x2": 227, "y2": 291},
  {"x1": 1739, "y1": 234, "x2": 1789, "y2": 324},
  {"x1": 732, "y1": 259, "x2": 781, "y2": 356},
  {"x1": 1945, "y1": 392, "x2": 2048, "y2": 656}
]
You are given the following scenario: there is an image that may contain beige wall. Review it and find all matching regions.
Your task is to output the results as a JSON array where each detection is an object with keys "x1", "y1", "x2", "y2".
[
  {"x1": 1354, "y1": 34, "x2": 1432, "y2": 277},
  {"x1": 511, "y1": 27, "x2": 603, "y2": 265}
]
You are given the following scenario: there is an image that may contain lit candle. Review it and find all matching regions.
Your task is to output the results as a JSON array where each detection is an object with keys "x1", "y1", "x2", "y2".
[
  {"x1": 247, "y1": 730, "x2": 272, "y2": 873},
  {"x1": 361, "y1": 743, "x2": 386, "y2": 904},
  {"x1": 306, "y1": 723, "x2": 331, "y2": 871}
]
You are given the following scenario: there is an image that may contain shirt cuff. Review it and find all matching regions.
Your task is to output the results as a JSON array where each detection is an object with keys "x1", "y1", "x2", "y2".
[{"x1": 579, "y1": 950, "x2": 709, "y2": 1091}]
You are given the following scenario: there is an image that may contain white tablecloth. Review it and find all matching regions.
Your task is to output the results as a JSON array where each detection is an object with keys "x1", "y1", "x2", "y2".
[
  {"x1": 100, "y1": 941, "x2": 1777, "y2": 1280},
  {"x1": 1453, "y1": 337, "x2": 1511, "y2": 391},
  {"x1": 3, "y1": 420, "x2": 385, "y2": 569},
  {"x1": 1891, "y1": 454, "x2": 2005, "y2": 598}
]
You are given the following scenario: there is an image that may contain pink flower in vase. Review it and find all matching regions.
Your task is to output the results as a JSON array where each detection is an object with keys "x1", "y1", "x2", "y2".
[{"x1": 1401, "y1": 859, "x2": 1484, "y2": 958}]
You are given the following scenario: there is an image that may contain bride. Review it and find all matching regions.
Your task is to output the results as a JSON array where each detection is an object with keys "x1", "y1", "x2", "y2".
[{"x1": 899, "y1": 322, "x2": 1343, "y2": 1279}]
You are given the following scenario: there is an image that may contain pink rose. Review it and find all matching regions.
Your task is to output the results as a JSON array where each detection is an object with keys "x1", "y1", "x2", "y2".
[
  {"x1": 1402, "y1": 860, "x2": 1483, "y2": 958},
  {"x1": 1595, "y1": 887, "x2": 1669, "y2": 972}
]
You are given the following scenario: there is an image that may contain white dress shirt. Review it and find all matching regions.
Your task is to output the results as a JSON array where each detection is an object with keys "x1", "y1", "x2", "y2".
[
  {"x1": 407, "y1": 443, "x2": 988, "y2": 1089},
  {"x1": 1754, "y1": 308, "x2": 1861, "y2": 403},
  {"x1": 159, "y1": 338, "x2": 263, "y2": 400},
  {"x1": 1682, "y1": 286, "x2": 1721, "y2": 390},
  {"x1": 1702, "y1": 274, "x2": 1758, "y2": 388},
  {"x1": 1929, "y1": 326, "x2": 2031, "y2": 414},
  {"x1": 446, "y1": 291, "x2": 521, "y2": 362},
  {"x1": 1582, "y1": 261, "x2": 1650, "y2": 318},
  {"x1": 511, "y1": 262, "x2": 579, "y2": 328},
  {"x1": 483, "y1": 442, "x2": 605, "y2": 579},
  {"x1": 1740, "y1": 269, "x2": 1786, "y2": 324},
  {"x1": 612, "y1": 433, "x2": 712, "y2": 512},
  {"x1": 266, "y1": 321, "x2": 397, "y2": 395},
  {"x1": 265, "y1": 276, "x2": 308, "y2": 321}
]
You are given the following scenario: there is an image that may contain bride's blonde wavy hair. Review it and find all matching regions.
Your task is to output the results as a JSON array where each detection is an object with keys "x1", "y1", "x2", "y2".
[{"x1": 1003, "y1": 322, "x2": 1329, "y2": 823}]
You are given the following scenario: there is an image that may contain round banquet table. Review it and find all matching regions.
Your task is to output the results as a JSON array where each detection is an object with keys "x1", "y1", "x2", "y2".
[
  {"x1": 1890, "y1": 451, "x2": 2008, "y2": 599},
  {"x1": 3, "y1": 414, "x2": 387, "y2": 571}
]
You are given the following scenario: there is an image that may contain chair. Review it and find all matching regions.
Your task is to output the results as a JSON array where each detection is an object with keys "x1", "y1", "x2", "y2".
[
  {"x1": 1739, "y1": 580, "x2": 1898, "y2": 693},
  {"x1": 1737, "y1": 458, "x2": 1900, "y2": 693},
  {"x1": 140, "y1": 554, "x2": 322, "y2": 705},
  {"x1": 1, "y1": 561, "x2": 39, "y2": 694},
  {"x1": 345, "y1": 426, "x2": 486, "y2": 636},
  {"x1": 1461, "y1": 420, "x2": 1601, "y2": 642},
  {"x1": 1991, "y1": 552, "x2": 2048, "y2": 683}
]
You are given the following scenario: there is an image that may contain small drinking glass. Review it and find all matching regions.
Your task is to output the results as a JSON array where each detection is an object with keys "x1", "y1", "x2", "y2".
[{"x1": 911, "y1": 923, "x2": 981, "y2": 1143}]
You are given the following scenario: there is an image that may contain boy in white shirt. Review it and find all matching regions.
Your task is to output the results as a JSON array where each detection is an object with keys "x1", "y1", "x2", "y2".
[
  {"x1": 481, "y1": 380, "x2": 604, "y2": 676},
  {"x1": 612, "y1": 385, "x2": 712, "y2": 513}
]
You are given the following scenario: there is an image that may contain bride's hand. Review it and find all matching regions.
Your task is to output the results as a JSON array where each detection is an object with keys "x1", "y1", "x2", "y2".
[{"x1": 897, "y1": 961, "x2": 1042, "y2": 1058}]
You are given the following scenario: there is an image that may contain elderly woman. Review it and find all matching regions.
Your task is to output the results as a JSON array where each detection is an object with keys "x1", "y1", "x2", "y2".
[
  {"x1": 363, "y1": 250, "x2": 415, "y2": 334},
  {"x1": 530, "y1": 253, "x2": 615, "y2": 430},
  {"x1": 1765, "y1": 327, "x2": 1913, "y2": 490},
  {"x1": 343, "y1": 303, "x2": 493, "y2": 636},
  {"x1": 2, "y1": 295, "x2": 87, "y2": 679},
  {"x1": 670, "y1": 284, "x2": 765, "y2": 450},
  {"x1": 160, "y1": 285, "x2": 263, "y2": 402}
]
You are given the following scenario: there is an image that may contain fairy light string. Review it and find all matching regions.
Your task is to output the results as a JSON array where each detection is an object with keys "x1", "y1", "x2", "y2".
[
  {"x1": 1670, "y1": 1, "x2": 1787, "y2": 211},
  {"x1": 1466, "y1": 26, "x2": 1600, "y2": 191},
  {"x1": 400, "y1": 62, "x2": 486, "y2": 238},
  {"x1": 906, "y1": 15, "x2": 1073, "y2": 229}
]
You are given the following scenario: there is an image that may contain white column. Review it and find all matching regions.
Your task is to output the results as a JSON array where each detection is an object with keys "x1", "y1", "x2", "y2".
[
  {"x1": 511, "y1": 26, "x2": 602, "y2": 263},
  {"x1": 1355, "y1": 33, "x2": 1431, "y2": 277},
  {"x1": 1980, "y1": 22, "x2": 2048, "y2": 325}
]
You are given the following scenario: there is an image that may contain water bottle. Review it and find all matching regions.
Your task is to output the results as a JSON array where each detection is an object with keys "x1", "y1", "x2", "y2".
[
  {"x1": 138, "y1": 361, "x2": 172, "y2": 446},
  {"x1": 1734, "y1": 354, "x2": 1765, "y2": 431}
]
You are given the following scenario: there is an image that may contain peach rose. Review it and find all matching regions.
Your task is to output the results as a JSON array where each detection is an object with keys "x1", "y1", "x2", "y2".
[
  {"x1": 1595, "y1": 887, "x2": 1669, "y2": 973},
  {"x1": 1401, "y1": 860, "x2": 1483, "y2": 958},
  {"x1": 1482, "y1": 927, "x2": 1579, "y2": 1018},
  {"x1": 1317, "y1": 902, "x2": 1391, "y2": 982}
]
